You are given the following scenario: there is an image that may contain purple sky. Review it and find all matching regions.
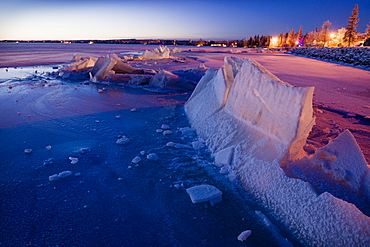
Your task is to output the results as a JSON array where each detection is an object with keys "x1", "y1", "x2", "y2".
[{"x1": 1, "y1": 0, "x2": 369, "y2": 40}]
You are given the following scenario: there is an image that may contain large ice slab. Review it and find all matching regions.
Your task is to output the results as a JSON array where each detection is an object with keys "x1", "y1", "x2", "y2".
[
  {"x1": 289, "y1": 129, "x2": 370, "y2": 198},
  {"x1": 185, "y1": 57, "x2": 370, "y2": 246}
]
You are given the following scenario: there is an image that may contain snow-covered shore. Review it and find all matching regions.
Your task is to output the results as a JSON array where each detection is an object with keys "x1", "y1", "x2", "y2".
[{"x1": 291, "y1": 47, "x2": 370, "y2": 69}]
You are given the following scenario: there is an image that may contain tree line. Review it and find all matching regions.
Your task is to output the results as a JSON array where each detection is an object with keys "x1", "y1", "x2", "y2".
[{"x1": 237, "y1": 4, "x2": 369, "y2": 48}]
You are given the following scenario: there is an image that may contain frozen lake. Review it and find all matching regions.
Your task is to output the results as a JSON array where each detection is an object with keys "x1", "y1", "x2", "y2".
[
  {"x1": 0, "y1": 45, "x2": 289, "y2": 246},
  {"x1": 1, "y1": 43, "x2": 369, "y2": 246}
]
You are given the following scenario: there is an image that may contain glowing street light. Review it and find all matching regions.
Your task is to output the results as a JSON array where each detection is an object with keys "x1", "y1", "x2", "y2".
[{"x1": 270, "y1": 37, "x2": 279, "y2": 48}]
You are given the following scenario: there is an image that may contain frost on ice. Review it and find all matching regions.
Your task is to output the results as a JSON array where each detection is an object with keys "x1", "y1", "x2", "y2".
[
  {"x1": 185, "y1": 56, "x2": 370, "y2": 246},
  {"x1": 186, "y1": 184, "x2": 222, "y2": 206}
]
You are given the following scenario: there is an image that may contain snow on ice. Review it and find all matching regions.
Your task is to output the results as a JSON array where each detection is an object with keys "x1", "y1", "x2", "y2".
[{"x1": 185, "y1": 56, "x2": 370, "y2": 246}]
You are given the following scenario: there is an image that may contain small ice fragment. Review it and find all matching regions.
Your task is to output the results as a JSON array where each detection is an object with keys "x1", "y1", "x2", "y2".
[
  {"x1": 166, "y1": 142, "x2": 175, "y2": 147},
  {"x1": 173, "y1": 143, "x2": 192, "y2": 149},
  {"x1": 24, "y1": 149, "x2": 32, "y2": 154},
  {"x1": 156, "y1": 129, "x2": 163, "y2": 133},
  {"x1": 115, "y1": 115, "x2": 121, "y2": 119},
  {"x1": 58, "y1": 170, "x2": 72, "y2": 178},
  {"x1": 74, "y1": 172, "x2": 81, "y2": 177},
  {"x1": 98, "y1": 89, "x2": 103, "y2": 93},
  {"x1": 180, "y1": 127, "x2": 196, "y2": 136},
  {"x1": 132, "y1": 156, "x2": 141, "y2": 164},
  {"x1": 186, "y1": 184, "x2": 222, "y2": 206},
  {"x1": 45, "y1": 145, "x2": 52, "y2": 151},
  {"x1": 140, "y1": 150, "x2": 145, "y2": 155},
  {"x1": 43, "y1": 158, "x2": 54, "y2": 166},
  {"x1": 49, "y1": 174, "x2": 59, "y2": 182},
  {"x1": 146, "y1": 153, "x2": 158, "y2": 161},
  {"x1": 128, "y1": 166, "x2": 132, "y2": 169},
  {"x1": 163, "y1": 130, "x2": 173, "y2": 136},
  {"x1": 69, "y1": 157, "x2": 78, "y2": 164},
  {"x1": 116, "y1": 136, "x2": 130, "y2": 145},
  {"x1": 95, "y1": 120, "x2": 100, "y2": 123},
  {"x1": 130, "y1": 108, "x2": 137, "y2": 112},
  {"x1": 174, "y1": 184, "x2": 181, "y2": 189},
  {"x1": 118, "y1": 177, "x2": 123, "y2": 181},
  {"x1": 220, "y1": 166, "x2": 229, "y2": 175},
  {"x1": 237, "y1": 230, "x2": 251, "y2": 242},
  {"x1": 192, "y1": 141, "x2": 205, "y2": 150},
  {"x1": 161, "y1": 124, "x2": 170, "y2": 130}
]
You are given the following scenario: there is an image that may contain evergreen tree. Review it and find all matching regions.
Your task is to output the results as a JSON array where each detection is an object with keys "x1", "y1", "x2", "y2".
[
  {"x1": 296, "y1": 25, "x2": 304, "y2": 46},
  {"x1": 344, "y1": 4, "x2": 359, "y2": 47}
]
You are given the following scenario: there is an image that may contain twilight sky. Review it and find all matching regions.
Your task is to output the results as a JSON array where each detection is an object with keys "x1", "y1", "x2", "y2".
[{"x1": 1, "y1": 0, "x2": 369, "y2": 40}]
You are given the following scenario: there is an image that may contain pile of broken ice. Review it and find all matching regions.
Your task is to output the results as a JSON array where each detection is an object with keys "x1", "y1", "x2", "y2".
[
  {"x1": 59, "y1": 46, "x2": 201, "y2": 91},
  {"x1": 185, "y1": 56, "x2": 370, "y2": 246}
]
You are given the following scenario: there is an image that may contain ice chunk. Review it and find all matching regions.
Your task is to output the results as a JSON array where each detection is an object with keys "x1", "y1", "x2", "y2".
[
  {"x1": 220, "y1": 166, "x2": 229, "y2": 175},
  {"x1": 150, "y1": 70, "x2": 196, "y2": 91},
  {"x1": 179, "y1": 127, "x2": 196, "y2": 136},
  {"x1": 131, "y1": 156, "x2": 141, "y2": 164},
  {"x1": 45, "y1": 145, "x2": 52, "y2": 151},
  {"x1": 58, "y1": 170, "x2": 72, "y2": 178},
  {"x1": 146, "y1": 153, "x2": 158, "y2": 161},
  {"x1": 296, "y1": 130, "x2": 369, "y2": 193},
  {"x1": 116, "y1": 136, "x2": 130, "y2": 145},
  {"x1": 67, "y1": 55, "x2": 97, "y2": 71},
  {"x1": 130, "y1": 108, "x2": 137, "y2": 112},
  {"x1": 24, "y1": 149, "x2": 32, "y2": 154},
  {"x1": 162, "y1": 130, "x2": 173, "y2": 136},
  {"x1": 69, "y1": 157, "x2": 78, "y2": 164},
  {"x1": 161, "y1": 124, "x2": 171, "y2": 130},
  {"x1": 186, "y1": 184, "x2": 222, "y2": 206},
  {"x1": 49, "y1": 174, "x2": 59, "y2": 182},
  {"x1": 173, "y1": 143, "x2": 192, "y2": 149},
  {"x1": 166, "y1": 142, "x2": 175, "y2": 147},
  {"x1": 192, "y1": 140, "x2": 204, "y2": 150},
  {"x1": 142, "y1": 46, "x2": 170, "y2": 60},
  {"x1": 214, "y1": 146, "x2": 234, "y2": 167},
  {"x1": 91, "y1": 54, "x2": 118, "y2": 81},
  {"x1": 237, "y1": 230, "x2": 251, "y2": 242},
  {"x1": 43, "y1": 158, "x2": 54, "y2": 166}
]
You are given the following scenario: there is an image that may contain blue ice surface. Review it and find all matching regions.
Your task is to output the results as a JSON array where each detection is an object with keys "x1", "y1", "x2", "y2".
[{"x1": 0, "y1": 65, "x2": 291, "y2": 246}]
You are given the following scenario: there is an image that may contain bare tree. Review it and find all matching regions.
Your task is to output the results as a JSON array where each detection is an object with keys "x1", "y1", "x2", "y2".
[
  {"x1": 287, "y1": 28, "x2": 295, "y2": 47},
  {"x1": 365, "y1": 22, "x2": 370, "y2": 39},
  {"x1": 320, "y1": 20, "x2": 332, "y2": 47},
  {"x1": 344, "y1": 4, "x2": 359, "y2": 47}
]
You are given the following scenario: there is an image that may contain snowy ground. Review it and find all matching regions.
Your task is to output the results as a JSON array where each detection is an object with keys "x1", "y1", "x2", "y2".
[{"x1": 0, "y1": 43, "x2": 369, "y2": 246}]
